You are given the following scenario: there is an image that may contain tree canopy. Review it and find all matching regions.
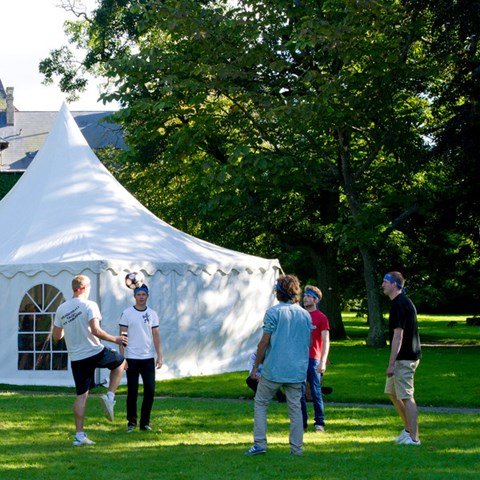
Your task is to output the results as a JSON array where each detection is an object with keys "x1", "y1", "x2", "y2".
[{"x1": 40, "y1": 0, "x2": 480, "y2": 343}]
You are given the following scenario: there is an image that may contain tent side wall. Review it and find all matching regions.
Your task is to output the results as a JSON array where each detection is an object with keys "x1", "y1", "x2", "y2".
[
  {"x1": 98, "y1": 266, "x2": 279, "y2": 382},
  {"x1": 1, "y1": 264, "x2": 279, "y2": 387}
]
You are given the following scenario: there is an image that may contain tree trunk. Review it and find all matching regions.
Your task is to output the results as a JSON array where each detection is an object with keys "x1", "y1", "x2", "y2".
[
  {"x1": 359, "y1": 244, "x2": 386, "y2": 347},
  {"x1": 311, "y1": 188, "x2": 346, "y2": 340},
  {"x1": 336, "y1": 127, "x2": 385, "y2": 347},
  {"x1": 309, "y1": 244, "x2": 346, "y2": 340}
]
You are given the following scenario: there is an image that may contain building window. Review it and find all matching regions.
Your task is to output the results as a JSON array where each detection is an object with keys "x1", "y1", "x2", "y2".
[{"x1": 18, "y1": 284, "x2": 67, "y2": 371}]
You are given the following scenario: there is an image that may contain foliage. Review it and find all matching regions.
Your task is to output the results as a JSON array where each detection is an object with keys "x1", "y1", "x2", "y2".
[
  {"x1": 399, "y1": 0, "x2": 480, "y2": 314},
  {"x1": 39, "y1": 0, "x2": 480, "y2": 338},
  {"x1": 0, "y1": 173, "x2": 21, "y2": 199},
  {"x1": 39, "y1": 46, "x2": 88, "y2": 101}
]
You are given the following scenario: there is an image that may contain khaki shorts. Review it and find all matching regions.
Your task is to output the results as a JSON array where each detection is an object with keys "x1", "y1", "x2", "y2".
[{"x1": 384, "y1": 359, "x2": 420, "y2": 400}]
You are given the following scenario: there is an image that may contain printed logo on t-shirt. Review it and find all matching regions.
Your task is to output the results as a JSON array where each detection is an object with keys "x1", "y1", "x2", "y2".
[{"x1": 60, "y1": 305, "x2": 82, "y2": 326}]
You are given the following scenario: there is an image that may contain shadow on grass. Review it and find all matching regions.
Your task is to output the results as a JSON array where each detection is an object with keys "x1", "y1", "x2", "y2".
[{"x1": 1, "y1": 395, "x2": 479, "y2": 480}]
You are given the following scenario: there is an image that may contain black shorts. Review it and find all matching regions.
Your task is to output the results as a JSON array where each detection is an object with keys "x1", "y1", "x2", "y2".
[{"x1": 71, "y1": 347, "x2": 124, "y2": 395}]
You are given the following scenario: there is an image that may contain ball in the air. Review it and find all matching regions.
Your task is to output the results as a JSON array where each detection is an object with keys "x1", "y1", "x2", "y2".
[{"x1": 125, "y1": 271, "x2": 145, "y2": 289}]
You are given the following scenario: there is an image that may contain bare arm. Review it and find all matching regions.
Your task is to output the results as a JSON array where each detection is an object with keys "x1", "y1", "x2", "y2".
[
  {"x1": 153, "y1": 327, "x2": 163, "y2": 369},
  {"x1": 52, "y1": 325, "x2": 64, "y2": 342},
  {"x1": 250, "y1": 332, "x2": 271, "y2": 380},
  {"x1": 318, "y1": 330, "x2": 330, "y2": 373},
  {"x1": 90, "y1": 318, "x2": 124, "y2": 346},
  {"x1": 387, "y1": 328, "x2": 403, "y2": 377}
]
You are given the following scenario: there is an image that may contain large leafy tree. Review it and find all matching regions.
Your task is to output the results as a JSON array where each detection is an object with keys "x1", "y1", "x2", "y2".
[
  {"x1": 42, "y1": 0, "x2": 440, "y2": 344},
  {"x1": 396, "y1": 0, "x2": 480, "y2": 313}
]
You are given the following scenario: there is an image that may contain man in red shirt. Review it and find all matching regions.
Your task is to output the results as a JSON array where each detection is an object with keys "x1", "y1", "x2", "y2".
[{"x1": 300, "y1": 285, "x2": 330, "y2": 432}]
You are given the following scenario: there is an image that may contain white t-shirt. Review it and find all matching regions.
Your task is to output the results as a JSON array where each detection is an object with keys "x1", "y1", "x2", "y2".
[
  {"x1": 119, "y1": 305, "x2": 159, "y2": 360},
  {"x1": 54, "y1": 298, "x2": 104, "y2": 361}
]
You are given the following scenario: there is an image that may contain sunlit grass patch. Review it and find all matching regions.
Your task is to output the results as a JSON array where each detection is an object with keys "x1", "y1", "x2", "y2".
[{"x1": 1, "y1": 395, "x2": 479, "y2": 480}]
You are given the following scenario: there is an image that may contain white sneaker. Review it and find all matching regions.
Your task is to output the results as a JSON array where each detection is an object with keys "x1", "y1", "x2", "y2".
[
  {"x1": 101, "y1": 394, "x2": 115, "y2": 421},
  {"x1": 392, "y1": 429, "x2": 409, "y2": 443},
  {"x1": 399, "y1": 436, "x2": 421, "y2": 446},
  {"x1": 73, "y1": 434, "x2": 96, "y2": 447}
]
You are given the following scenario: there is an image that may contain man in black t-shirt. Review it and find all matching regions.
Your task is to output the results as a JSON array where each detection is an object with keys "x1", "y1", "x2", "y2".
[{"x1": 382, "y1": 271, "x2": 422, "y2": 446}]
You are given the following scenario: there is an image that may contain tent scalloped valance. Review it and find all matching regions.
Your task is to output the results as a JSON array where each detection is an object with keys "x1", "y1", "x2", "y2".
[{"x1": 0, "y1": 260, "x2": 281, "y2": 279}]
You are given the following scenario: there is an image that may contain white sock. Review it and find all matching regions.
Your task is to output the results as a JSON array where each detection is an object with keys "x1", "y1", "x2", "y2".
[
  {"x1": 76, "y1": 432, "x2": 85, "y2": 439},
  {"x1": 107, "y1": 391, "x2": 115, "y2": 401}
]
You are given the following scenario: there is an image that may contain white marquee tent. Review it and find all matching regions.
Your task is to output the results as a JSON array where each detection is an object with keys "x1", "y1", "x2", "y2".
[{"x1": 0, "y1": 103, "x2": 280, "y2": 386}]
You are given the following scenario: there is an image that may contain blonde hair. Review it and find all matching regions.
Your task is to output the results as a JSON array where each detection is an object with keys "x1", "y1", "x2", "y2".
[{"x1": 72, "y1": 275, "x2": 91, "y2": 292}]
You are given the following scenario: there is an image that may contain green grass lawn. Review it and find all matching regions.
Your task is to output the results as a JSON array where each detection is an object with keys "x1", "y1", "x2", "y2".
[
  {"x1": 1, "y1": 313, "x2": 479, "y2": 479},
  {"x1": 150, "y1": 344, "x2": 479, "y2": 408},
  {"x1": 341, "y1": 312, "x2": 480, "y2": 346},
  {"x1": 1, "y1": 394, "x2": 479, "y2": 480},
  {"x1": 148, "y1": 313, "x2": 480, "y2": 408}
]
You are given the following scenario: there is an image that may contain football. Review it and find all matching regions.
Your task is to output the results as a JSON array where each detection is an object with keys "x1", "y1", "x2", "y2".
[{"x1": 125, "y1": 271, "x2": 145, "y2": 290}]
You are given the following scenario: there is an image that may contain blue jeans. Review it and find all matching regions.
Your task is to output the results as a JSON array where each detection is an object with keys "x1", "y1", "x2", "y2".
[{"x1": 301, "y1": 358, "x2": 325, "y2": 428}]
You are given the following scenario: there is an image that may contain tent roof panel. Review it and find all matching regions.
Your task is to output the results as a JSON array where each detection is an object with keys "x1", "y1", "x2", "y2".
[{"x1": 0, "y1": 103, "x2": 279, "y2": 274}]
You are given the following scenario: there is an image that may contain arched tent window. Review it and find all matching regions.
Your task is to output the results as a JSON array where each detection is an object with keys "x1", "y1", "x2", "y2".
[{"x1": 18, "y1": 284, "x2": 67, "y2": 371}]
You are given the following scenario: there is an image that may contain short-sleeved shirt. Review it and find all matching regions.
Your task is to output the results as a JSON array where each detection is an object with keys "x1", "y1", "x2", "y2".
[
  {"x1": 389, "y1": 294, "x2": 421, "y2": 361},
  {"x1": 54, "y1": 298, "x2": 104, "y2": 361},
  {"x1": 261, "y1": 301, "x2": 313, "y2": 383},
  {"x1": 119, "y1": 305, "x2": 159, "y2": 360},
  {"x1": 309, "y1": 309, "x2": 330, "y2": 360}
]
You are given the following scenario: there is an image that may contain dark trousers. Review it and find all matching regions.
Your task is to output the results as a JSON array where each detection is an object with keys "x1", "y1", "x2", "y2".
[{"x1": 126, "y1": 357, "x2": 156, "y2": 428}]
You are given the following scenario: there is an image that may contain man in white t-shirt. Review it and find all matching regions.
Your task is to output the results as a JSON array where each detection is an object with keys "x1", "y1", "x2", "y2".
[
  {"x1": 119, "y1": 284, "x2": 163, "y2": 432},
  {"x1": 53, "y1": 275, "x2": 126, "y2": 446}
]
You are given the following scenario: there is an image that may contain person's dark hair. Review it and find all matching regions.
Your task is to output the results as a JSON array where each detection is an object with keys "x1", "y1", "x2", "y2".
[
  {"x1": 386, "y1": 271, "x2": 405, "y2": 290},
  {"x1": 275, "y1": 274, "x2": 302, "y2": 303},
  {"x1": 134, "y1": 284, "x2": 149, "y2": 295}
]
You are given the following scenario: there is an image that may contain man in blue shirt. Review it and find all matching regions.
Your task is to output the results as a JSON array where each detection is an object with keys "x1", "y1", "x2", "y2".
[{"x1": 245, "y1": 274, "x2": 313, "y2": 456}]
